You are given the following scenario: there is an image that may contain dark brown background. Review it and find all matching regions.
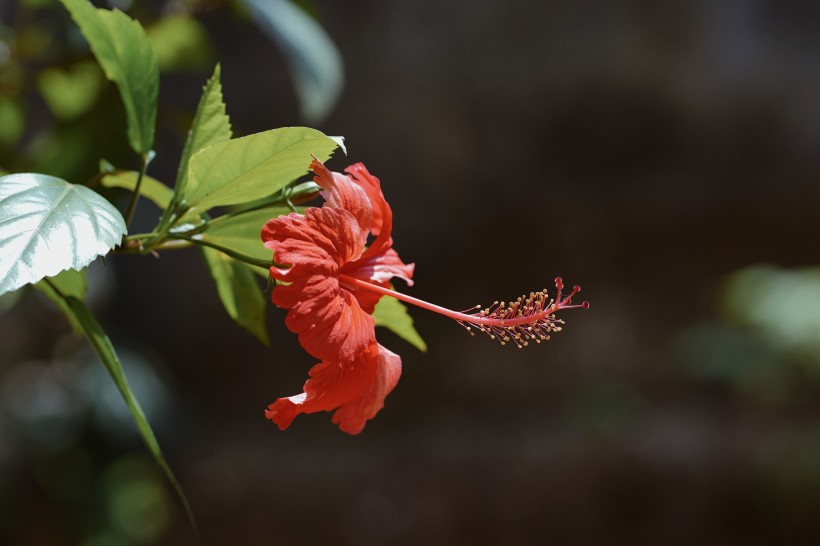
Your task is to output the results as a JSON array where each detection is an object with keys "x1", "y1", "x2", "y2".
[{"x1": 2, "y1": 0, "x2": 820, "y2": 544}]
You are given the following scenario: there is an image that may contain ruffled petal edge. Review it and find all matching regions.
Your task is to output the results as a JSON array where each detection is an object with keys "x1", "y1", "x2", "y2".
[{"x1": 265, "y1": 343, "x2": 402, "y2": 434}]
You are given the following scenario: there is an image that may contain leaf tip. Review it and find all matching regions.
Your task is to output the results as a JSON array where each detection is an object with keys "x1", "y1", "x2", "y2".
[{"x1": 329, "y1": 135, "x2": 347, "y2": 155}]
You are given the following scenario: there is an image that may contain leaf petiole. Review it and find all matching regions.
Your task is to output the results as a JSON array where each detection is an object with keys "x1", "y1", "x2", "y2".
[
  {"x1": 181, "y1": 236, "x2": 273, "y2": 270},
  {"x1": 123, "y1": 152, "x2": 152, "y2": 228}
]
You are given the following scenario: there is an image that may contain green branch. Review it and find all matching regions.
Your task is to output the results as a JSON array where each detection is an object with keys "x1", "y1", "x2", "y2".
[
  {"x1": 182, "y1": 236, "x2": 273, "y2": 270},
  {"x1": 123, "y1": 153, "x2": 151, "y2": 227}
]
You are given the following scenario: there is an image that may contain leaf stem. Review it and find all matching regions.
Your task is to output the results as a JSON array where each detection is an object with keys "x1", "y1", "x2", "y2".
[
  {"x1": 181, "y1": 236, "x2": 273, "y2": 270},
  {"x1": 206, "y1": 181, "x2": 318, "y2": 228},
  {"x1": 123, "y1": 153, "x2": 150, "y2": 228},
  {"x1": 43, "y1": 276, "x2": 65, "y2": 298}
]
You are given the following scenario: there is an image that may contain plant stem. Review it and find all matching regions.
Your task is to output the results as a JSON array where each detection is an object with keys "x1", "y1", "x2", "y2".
[
  {"x1": 182, "y1": 236, "x2": 273, "y2": 270},
  {"x1": 43, "y1": 276, "x2": 65, "y2": 298},
  {"x1": 123, "y1": 153, "x2": 150, "y2": 228}
]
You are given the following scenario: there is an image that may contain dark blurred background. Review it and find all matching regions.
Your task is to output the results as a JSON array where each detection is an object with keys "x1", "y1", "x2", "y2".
[{"x1": 3, "y1": 0, "x2": 820, "y2": 544}]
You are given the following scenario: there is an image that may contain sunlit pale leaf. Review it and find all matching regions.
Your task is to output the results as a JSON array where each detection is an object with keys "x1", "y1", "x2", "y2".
[
  {"x1": 329, "y1": 136, "x2": 347, "y2": 155},
  {"x1": 0, "y1": 173, "x2": 126, "y2": 296},
  {"x1": 374, "y1": 296, "x2": 427, "y2": 352},
  {"x1": 185, "y1": 127, "x2": 339, "y2": 212},
  {"x1": 242, "y1": 0, "x2": 343, "y2": 124},
  {"x1": 59, "y1": 0, "x2": 159, "y2": 154},
  {"x1": 202, "y1": 248, "x2": 269, "y2": 344},
  {"x1": 58, "y1": 293, "x2": 197, "y2": 533},
  {"x1": 101, "y1": 171, "x2": 172, "y2": 210}
]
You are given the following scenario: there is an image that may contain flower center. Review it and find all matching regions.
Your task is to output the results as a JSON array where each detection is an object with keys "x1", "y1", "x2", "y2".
[{"x1": 338, "y1": 275, "x2": 589, "y2": 348}]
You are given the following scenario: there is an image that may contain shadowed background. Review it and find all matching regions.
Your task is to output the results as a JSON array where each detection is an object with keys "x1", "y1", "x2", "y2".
[{"x1": 2, "y1": 0, "x2": 820, "y2": 544}]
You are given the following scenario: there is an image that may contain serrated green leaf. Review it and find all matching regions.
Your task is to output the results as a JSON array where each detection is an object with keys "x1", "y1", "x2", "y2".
[
  {"x1": 201, "y1": 248, "x2": 268, "y2": 344},
  {"x1": 374, "y1": 296, "x2": 427, "y2": 352},
  {"x1": 184, "y1": 127, "x2": 339, "y2": 212},
  {"x1": 0, "y1": 173, "x2": 126, "y2": 296},
  {"x1": 59, "y1": 0, "x2": 159, "y2": 154},
  {"x1": 35, "y1": 268, "x2": 88, "y2": 334},
  {"x1": 101, "y1": 171, "x2": 172, "y2": 210},
  {"x1": 202, "y1": 207, "x2": 290, "y2": 262},
  {"x1": 170, "y1": 65, "x2": 232, "y2": 210},
  {"x1": 242, "y1": 0, "x2": 343, "y2": 124},
  {"x1": 56, "y1": 292, "x2": 196, "y2": 534}
]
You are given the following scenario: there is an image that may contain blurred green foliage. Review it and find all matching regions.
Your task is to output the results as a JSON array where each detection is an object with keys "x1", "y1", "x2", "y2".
[
  {"x1": 724, "y1": 265, "x2": 820, "y2": 366},
  {"x1": 145, "y1": 15, "x2": 212, "y2": 72},
  {"x1": 0, "y1": 0, "x2": 217, "y2": 180},
  {"x1": 679, "y1": 265, "x2": 820, "y2": 405},
  {"x1": 104, "y1": 455, "x2": 173, "y2": 543},
  {"x1": 0, "y1": 0, "x2": 343, "y2": 182},
  {"x1": 37, "y1": 60, "x2": 105, "y2": 120}
]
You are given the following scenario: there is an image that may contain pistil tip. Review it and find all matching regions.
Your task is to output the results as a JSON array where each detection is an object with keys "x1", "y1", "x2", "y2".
[{"x1": 454, "y1": 276, "x2": 589, "y2": 348}]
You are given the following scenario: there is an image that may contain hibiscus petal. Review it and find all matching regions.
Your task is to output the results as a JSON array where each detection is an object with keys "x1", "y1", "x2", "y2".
[
  {"x1": 311, "y1": 158, "x2": 372, "y2": 235},
  {"x1": 344, "y1": 163, "x2": 387, "y2": 236},
  {"x1": 340, "y1": 164, "x2": 415, "y2": 311},
  {"x1": 344, "y1": 163, "x2": 398, "y2": 260},
  {"x1": 265, "y1": 343, "x2": 402, "y2": 434},
  {"x1": 343, "y1": 248, "x2": 415, "y2": 286},
  {"x1": 294, "y1": 290, "x2": 375, "y2": 363},
  {"x1": 262, "y1": 207, "x2": 374, "y2": 361},
  {"x1": 262, "y1": 208, "x2": 365, "y2": 273},
  {"x1": 341, "y1": 249, "x2": 415, "y2": 313}
]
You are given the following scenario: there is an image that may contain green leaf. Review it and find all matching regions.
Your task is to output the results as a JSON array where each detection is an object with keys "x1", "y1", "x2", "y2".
[
  {"x1": 55, "y1": 291, "x2": 197, "y2": 534},
  {"x1": 0, "y1": 173, "x2": 126, "y2": 296},
  {"x1": 242, "y1": 0, "x2": 343, "y2": 124},
  {"x1": 201, "y1": 248, "x2": 269, "y2": 344},
  {"x1": 101, "y1": 171, "x2": 172, "y2": 210},
  {"x1": 185, "y1": 127, "x2": 339, "y2": 212},
  {"x1": 59, "y1": 0, "x2": 159, "y2": 154},
  {"x1": 373, "y1": 296, "x2": 427, "y2": 352},
  {"x1": 202, "y1": 207, "x2": 290, "y2": 262},
  {"x1": 172, "y1": 65, "x2": 232, "y2": 205},
  {"x1": 35, "y1": 268, "x2": 88, "y2": 334}
]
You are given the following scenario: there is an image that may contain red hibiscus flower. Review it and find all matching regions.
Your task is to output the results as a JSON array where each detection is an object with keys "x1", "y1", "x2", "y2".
[{"x1": 261, "y1": 159, "x2": 588, "y2": 434}]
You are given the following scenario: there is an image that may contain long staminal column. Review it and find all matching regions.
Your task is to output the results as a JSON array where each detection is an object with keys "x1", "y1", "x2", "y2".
[{"x1": 339, "y1": 275, "x2": 589, "y2": 348}]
